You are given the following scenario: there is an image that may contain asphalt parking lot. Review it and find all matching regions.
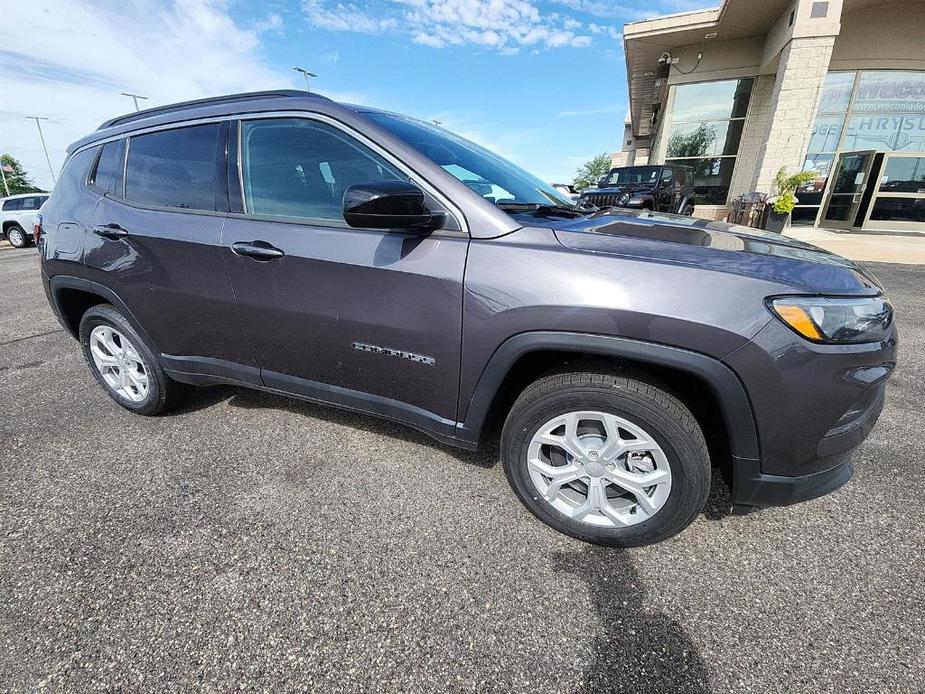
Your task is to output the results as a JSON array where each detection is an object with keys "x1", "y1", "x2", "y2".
[{"x1": 1, "y1": 244, "x2": 923, "y2": 693}]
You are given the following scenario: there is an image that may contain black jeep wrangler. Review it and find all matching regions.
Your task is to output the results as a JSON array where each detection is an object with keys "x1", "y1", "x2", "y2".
[{"x1": 579, "y1": 164, "x2": 695, "y2": 215}]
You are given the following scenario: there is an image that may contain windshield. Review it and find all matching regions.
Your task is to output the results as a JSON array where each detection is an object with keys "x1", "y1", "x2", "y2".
[
  {"x1": 602, "y1": 166, "x2": 660, "y2": 186},
  {"x1": 367, "y1": 112, "x2": 573, "y2": 208}
]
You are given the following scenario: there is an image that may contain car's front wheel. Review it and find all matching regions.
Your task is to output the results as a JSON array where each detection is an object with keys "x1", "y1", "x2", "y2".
[
  {"x1": 79, "y1": 304, "x2": 192, "y2": 415},
  {"x1": 5, "y1": 224, "x2": 29, "y2": 248},
  {"x1": 501, "y1": 369, "x2": 710, "y2": 546}
]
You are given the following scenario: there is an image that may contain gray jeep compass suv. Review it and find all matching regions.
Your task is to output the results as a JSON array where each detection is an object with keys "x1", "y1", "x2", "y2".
[{"x1": 38, "y1": 91, "x2": 897, "y2": 546}]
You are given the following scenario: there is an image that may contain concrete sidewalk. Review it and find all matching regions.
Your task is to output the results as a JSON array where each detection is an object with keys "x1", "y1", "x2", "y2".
[{"x1": 785, "y1": 226, "x2": 925, "y2": 265}]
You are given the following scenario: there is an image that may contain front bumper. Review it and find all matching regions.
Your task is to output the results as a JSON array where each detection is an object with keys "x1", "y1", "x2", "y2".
[
  {"x1": 731, "y1": 384, "x2": 885, "y2": 506},
  {"x1": 724, "y1": 316, "x2": 895, "y2": 507},
  {"x1": 732, "y1": 455, "x2": 854, "y2": 507}
]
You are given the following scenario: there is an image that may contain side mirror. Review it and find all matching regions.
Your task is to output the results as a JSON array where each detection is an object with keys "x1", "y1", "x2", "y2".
[{"x1": 343, "y1": 181, "x2": 445, "y2": 231}]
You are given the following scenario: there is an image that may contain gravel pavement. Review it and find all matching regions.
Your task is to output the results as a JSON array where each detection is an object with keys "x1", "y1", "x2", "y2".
[{"x1": 1, "y1": 247, "x2": 922, "y2": 693}]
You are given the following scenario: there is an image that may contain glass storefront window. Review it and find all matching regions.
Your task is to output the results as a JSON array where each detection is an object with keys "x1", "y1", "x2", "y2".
[
  {"x1": 796, "y1": 153, "x2": 834, "y2": 206},
  {"x1": 663, "y1": 157, "x2": 736, "y2": 205},
  {"x1": 671, "y1": 78, "x2": 754, "y2": 122},
  {"x1": 791, "y1": 207, "x2": 821, "y2": 226},
  {"x1": 807, "y1": 116, "x2": 844, "y2": 153},
  {"x1": 879, "y1": 156, "x2": 925, "y2": 192},
  {"x1": 855, "y1": 71, "x2": 925, "y2": 113},
  {"x1": 664, "y1": 78, "x2": 753, "y2": 204},
  {"x1": 666, "y1": 120, "x2": 744, "y2": 157},
  {"x1": 869, "y1": 197, "x2": 925, "y2": 223},
  {"x1": 818, "y1": 72, "x2": 855, "y2": 113},
  {"x1": 843, "y1": 114, "x2": 925, "y2": 151}
]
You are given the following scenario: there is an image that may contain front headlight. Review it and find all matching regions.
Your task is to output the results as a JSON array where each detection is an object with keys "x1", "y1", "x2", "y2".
[{"x1": 768, "y1": 296, "x2": 893, "y2": 344}]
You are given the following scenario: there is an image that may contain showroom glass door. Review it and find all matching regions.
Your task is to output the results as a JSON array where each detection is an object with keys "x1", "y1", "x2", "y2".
[
  {"x1": 821, "y1": 150, "x2": 876, "y2": 229},
  {"x1": 859, "y1": 153, "x2": 925, "y2": 232}
]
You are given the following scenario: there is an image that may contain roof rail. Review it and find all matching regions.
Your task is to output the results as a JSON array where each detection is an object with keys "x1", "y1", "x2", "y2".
[{"x1": 97, "y1": 90, "x2": 326, "y2": 130}]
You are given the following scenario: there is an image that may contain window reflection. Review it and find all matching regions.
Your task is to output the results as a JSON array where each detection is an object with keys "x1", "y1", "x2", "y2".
[
  {"x1": 879, "y1": 157, "x2": 925, "y2": 192},
  {"x1": 665, "y1": 78, "x2": 753, "y2": 204},
  {"x1": 671, "y1": 79, "x2": 754, "y2": 122},
  {"x1": 663, "y1": 157, "x2": 735, "y2": 205},
  {"x1": 667, "y1": 120, "x2": 744, "y2": 158}
]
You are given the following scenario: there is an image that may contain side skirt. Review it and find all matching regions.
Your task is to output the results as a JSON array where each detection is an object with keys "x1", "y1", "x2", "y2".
[{"x1": 161, "y1": 355, "x2": 472, "y2": 451}]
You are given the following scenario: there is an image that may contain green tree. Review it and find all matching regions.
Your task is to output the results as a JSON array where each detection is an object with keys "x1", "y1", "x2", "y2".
[
  {"x1": 573, "y1": 153, "x2": 613, "y2": 191},
  {"x1": 0, "y1": 154, "x2": 44, "y2": 196},
  {"x1": 666, "y1": 123, "x2": 716, "y2": 159},
  {"x1": 666, "y1": 123, "x2": 718, "y2": 181}
]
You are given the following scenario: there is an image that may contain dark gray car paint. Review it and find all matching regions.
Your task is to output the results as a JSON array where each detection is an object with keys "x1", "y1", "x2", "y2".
[{"x1": 41, "y1": 91, "x2": 898, "y2": 509}]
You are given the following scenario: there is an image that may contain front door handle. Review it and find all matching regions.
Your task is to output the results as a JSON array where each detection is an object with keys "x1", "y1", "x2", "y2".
[
  {"x1": 231, "y1": 240, "x2": 285, "y2": 261},
  {"x1": 93, "y1": 224, "x2": 128, "y2": 240}
]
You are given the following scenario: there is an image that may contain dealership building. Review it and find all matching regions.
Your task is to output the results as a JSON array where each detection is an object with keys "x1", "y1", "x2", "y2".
[{"x1": 616, "y1": 0, "x2": 925, "y2": 232}]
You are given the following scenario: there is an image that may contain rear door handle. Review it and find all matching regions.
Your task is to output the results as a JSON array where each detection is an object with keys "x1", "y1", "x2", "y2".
[
  {"x1": 231, "y1": 240, "x2": 285, "y2": 261},
  {"x1": 93, "y1": 224, "x2": 128, "y2": 240}
]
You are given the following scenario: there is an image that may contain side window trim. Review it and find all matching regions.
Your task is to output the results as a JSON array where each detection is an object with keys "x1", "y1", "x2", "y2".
[
  {"x1": 88, "y1": 138, "x2": 126, "y2": 197},
  {"x1": 234, "y1": 113, "x2": 465, "y2": 234}
]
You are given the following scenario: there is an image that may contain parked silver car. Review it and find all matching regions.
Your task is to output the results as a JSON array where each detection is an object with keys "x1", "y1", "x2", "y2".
[{"x1": 1, "y1": 193, "x2": 48, "y2": 247}]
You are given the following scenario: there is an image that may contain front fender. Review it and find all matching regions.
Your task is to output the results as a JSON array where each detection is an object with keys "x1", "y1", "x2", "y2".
[{"x1": 455, "y1": 330, "x2": 760, "y2": 463}]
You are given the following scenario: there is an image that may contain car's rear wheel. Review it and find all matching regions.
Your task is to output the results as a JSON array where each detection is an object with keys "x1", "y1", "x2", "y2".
[
  {"x1": 6, "y1": 224, "x2": 29, "y2": 248},
  {"x1": 79, "y1": 304, "x2": 192, "y2": 415},
  {"x1": 501, "y1": 369, "x2": 710, "y2": 546}
]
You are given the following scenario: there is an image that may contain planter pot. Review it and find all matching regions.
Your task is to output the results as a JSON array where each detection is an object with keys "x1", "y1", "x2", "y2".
[{"x1": 763, "y1": 209, "x2": 789, "y2": 233}]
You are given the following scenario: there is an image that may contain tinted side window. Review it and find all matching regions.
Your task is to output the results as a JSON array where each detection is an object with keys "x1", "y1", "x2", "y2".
[
  {"x1": 3, "y1": 198, "x2": 23, "y2": 211},
  {"x1": 240, "y1": 118, "x2": 405, "y2": 221},
  {"x1": 125, "y1": 124, "x2": 222, "y2": 211},
  {"x1": 21, "y1": 197, "x2": 41, "y2": 210},
  {"x1": 91, "y1": 140, "x2": 125, "y2": 196}
]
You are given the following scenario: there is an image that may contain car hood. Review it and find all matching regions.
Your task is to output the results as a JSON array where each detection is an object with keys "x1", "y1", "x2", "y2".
[{"x1": 549, "y1": 209, "x2": 883, "y2": 296}]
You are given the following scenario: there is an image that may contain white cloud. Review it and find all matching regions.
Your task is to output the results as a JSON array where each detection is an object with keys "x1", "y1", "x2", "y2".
[
  {"x1": 0, "y1": 0, "x2": 303, "y2": 190},
  {"x1": 302, "y1": 0, "x2": 399, "y2": 33},
  {"x1": 255, "y1": 12, "x2": 285, "y2": 34},
  {"x1": 303, "y1": 0, "x2": 596, "y2": 53},
  {"x1": 587, "y1": 23, "x2": 622, "y2": 41}
]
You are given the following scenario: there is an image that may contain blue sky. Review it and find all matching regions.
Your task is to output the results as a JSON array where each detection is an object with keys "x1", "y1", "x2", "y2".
[{"x1": 1, "y1": 0, "x2": 705, "y2": 191}]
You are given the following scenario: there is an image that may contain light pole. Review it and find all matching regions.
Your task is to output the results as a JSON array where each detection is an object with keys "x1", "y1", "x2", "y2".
[
  {"x1": 291, "y1": 66, "x2": 317, "y2": 92},
  {"x1": 25, "y1": 116, "x2": 56, "y2": 185},
  {"x1": 120, "y1": 92, "x2": 149, "y2": 111}
]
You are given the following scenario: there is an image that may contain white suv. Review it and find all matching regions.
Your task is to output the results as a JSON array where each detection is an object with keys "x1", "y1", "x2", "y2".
[{"x1": 2, "y1": 193, "x2": 48, "y2": 248}]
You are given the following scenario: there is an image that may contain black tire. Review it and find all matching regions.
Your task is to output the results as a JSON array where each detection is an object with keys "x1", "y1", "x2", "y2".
[
  {"x1": 78, "y1": 304, "x2": 193, "y2": 415},
  {"x1": 6, "y1": 224, "x2": 29, "y2": 248},
  {"x1": 501, "y1": 369, "x2": 710, "y2": 547}
]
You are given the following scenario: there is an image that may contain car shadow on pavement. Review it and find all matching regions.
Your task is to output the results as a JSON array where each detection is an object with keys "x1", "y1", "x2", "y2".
[
  {"x1": 701, "y1": 471, "x2": 734, "y2": 521},
  {"x1": 174, "y1": 384, "x2": 499, "y2": 469},
  {"x1": 553, "y1": 547, "x2": 712, "y2": 693}
]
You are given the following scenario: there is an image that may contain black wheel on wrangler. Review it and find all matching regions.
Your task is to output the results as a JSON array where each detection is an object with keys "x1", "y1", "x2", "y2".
[
  {"x1": 501, "y1": 370, "x2": 710, "y2": 547},
  {"x1": 79, "y1": 304, "x2": 192, "y2": 415}
]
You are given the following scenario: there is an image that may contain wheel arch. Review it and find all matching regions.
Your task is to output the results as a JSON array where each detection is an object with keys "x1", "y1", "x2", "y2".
[
  {"x1": 456, "y1": 331, "x2": 760, "y2": 464},
  {"x1": 48, "y1": 276, "x2": 158, "y2": 351}
]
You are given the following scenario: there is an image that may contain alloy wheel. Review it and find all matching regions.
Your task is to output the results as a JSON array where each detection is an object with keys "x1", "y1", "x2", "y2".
[
  {"x1": 527, "y1": 410, "x2": 672, "y2": 527},
  {"x1": 7, "y1": 227, "x2": 25, "y2": 247},
  {"x1": 89, "y1": 325, "x2": 149, "y2": 402}
]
